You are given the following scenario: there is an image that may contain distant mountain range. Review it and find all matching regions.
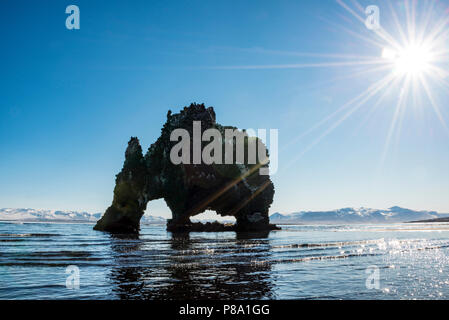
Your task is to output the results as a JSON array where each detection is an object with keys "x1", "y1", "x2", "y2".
[
  {"x1": 0, "y1": 208, "x2": 166, "y2": 224},
  {"x1": 269, "y1": 206, "x2": 449, "y2": 224},
  {"x1": 2, "y1": 206, "x2": 447, "y2": 225}
]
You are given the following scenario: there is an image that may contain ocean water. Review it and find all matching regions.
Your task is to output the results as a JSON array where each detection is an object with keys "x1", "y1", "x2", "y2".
[{"x1": 1, "y1": 221, "x2": 449, "y2": 300}]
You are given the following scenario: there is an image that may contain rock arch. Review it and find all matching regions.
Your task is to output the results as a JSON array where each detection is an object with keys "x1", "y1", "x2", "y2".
[{"x1": 94, "y1": 103, "x2": 278, "y2": 233}]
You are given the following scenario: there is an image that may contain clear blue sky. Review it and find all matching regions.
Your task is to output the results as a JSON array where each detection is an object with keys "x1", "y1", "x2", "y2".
[{"x1": 1, "y1": 0, "x2": 448, "y2": 217}]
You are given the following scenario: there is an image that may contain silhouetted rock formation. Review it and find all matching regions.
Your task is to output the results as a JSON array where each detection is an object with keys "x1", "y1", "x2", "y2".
[{"x1": 94, "y1": 103, "x2": 278, "y2": 233}]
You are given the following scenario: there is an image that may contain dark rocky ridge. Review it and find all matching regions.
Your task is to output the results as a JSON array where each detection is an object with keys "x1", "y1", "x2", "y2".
[
  {"x1": 408, "y1": 217, "x2": 449, "y2": 223},
  {"x1": 94, "y1": 103, "x2": 279, "y2": 233}
]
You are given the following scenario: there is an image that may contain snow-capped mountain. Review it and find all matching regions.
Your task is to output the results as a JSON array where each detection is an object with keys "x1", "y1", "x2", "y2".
[
  {"x1": 0, "y1": 208, "x2": 101, "y2": 222},
  {"x1": 0, "y1": 208, "x2": 166, "y2": 224},
  {"x1": 140, "y1": 215, "x2": 166, "y2": 224},
  {"x1": 2, "y1": 207, "x2": 446, "y2": 225},
  {"x1": 270, "y1": 206, "x2": 449, "y2": 224}
]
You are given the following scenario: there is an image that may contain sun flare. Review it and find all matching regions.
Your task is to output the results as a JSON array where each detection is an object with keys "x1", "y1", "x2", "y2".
[
  {"x1": 382, "y1": 44, "x2": 435, "y2": 76},
  {"x1": 281, "y1": 0, "x2": 449, "y2": 173}
]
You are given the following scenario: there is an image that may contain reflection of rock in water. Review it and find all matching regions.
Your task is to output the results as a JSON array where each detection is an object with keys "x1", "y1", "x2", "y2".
[
  {"x1": 108, "y1": 232, "x2": 275, "y2": 299},
  {"x1": 107, "y1": 234, "x2": 147, "y2": 299}
]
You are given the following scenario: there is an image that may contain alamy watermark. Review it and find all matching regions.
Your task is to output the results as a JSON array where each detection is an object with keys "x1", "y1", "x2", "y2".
[
  {"x1": 365, "y1": 265, "x2": 380, "y2": 290},
  {"x1": 365, "y1": 5, "x2": 380, "y2": 30},
  {"x1": 170, "y1": 121, "x2": 278, "y2": 175},
  {"x1": 65, "y1": 265, "x2": 80, "y2": 290},
  {"x1": 66, "y1": 5, "x2": 80, "y2": 30}
]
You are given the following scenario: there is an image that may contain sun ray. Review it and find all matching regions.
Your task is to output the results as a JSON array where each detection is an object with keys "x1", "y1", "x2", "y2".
[
  {"x1": 281, "y1": 73, "x2": 396, "y2": 172},
  {"x1": 425, "y1": 11, "x2": 449, "y2": 48},
  {"x1": 291, "y1": 63, "x2": 392, "y2": 96},
  {"x1": 337, "y1": 0, "x2": 403, "y2": 51},
  {"x1": 379, "y1": 75, "x2": 412, "y2": 169},
  {"x1": 281, "y1": 72, "x2": 393, "y2": 151},
  {"x1": 388, "y1": 0, "x2": 409, "y2": 46},
  {"x1": 353, "y1": 75, "x2": 403, "y2": 135},
  {"x1": 405, "y1": 0, "x2": 416, "y2": 44},
  {"x1": 209, "y1": 59, "x2": 386, "y2": 70},
  {"x1": 419, "y1": 74, "x2": 449, "y2": 135},
  {"x1": 416, "y1": 0, "x2": 436, "y2": 45},
  {"x1": 234, "y1": 47, "x2": 381, "y2": 61},
  {"x1": 433, "y1": 76, "x2": 449, "y2": 94},
  {"x1": 316, "y1": 13, "x2": 387, "y2": 49},
  {"x1": 393, "y1": 82, "x2": 411, "y2": 153},
  {"x1": 211, "y1": 0, "x2": 448, "y2": 175}
]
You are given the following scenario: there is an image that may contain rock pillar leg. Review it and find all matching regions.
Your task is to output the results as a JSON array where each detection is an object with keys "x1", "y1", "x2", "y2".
[{"x1": 94, "y1": 137, "x2": 148, "y2": 233}]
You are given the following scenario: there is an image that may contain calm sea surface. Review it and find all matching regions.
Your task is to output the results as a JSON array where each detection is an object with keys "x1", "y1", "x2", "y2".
[{"x1": 1, "y1": 222, "x2": 449, "y2": 299}]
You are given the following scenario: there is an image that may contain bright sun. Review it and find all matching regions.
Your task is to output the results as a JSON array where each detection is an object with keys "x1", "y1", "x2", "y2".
[
  {"x1": 382, "y1": 44, "x2": 435, "y2": 76},
  {"x1": 273, "y1": 1, "x2": 449, "y2": 172}
]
